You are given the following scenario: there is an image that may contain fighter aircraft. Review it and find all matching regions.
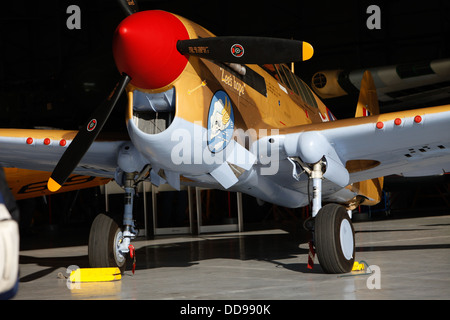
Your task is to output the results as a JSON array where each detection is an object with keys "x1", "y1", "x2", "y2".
[
  {"x1": 1, "y1": 0, "x2": 449, "y2": 274},
  {"x1": 311, "y1": 58, "x2": 450, "y2": 113}
]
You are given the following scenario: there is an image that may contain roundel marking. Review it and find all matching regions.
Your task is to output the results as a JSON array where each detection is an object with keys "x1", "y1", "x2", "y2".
[
  {"x1": 231, "y1": 44, "x2": 244, "y2": 58},
  {"x1": 87, "y1": 119, "x2": 97, "y2": 132}
]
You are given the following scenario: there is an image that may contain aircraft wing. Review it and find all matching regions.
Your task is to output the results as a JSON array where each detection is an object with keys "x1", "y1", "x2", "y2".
[
  {"x1": 281, "y1": 104, "x2": 450, "y2": 185},
  {"x1": 1, "y1": 105, "x2": 449, "y2": 204},
  {"x1": 0, "y1": 129, "x2": 129, "y2": 179}
]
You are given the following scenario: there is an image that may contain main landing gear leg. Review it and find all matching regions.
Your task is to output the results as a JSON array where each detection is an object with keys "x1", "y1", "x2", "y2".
[
  {"x1": 308, "y1": 160, "x2": 355, "y2": 274},
  {"x1": 88, "y1": 172, "x2": 140, "y2": 273},
  {"x1": 118, "y1": 172, "x2": 138, "y2": 263},
  {"x1": 311, "y1": 162, "x2": 323, "y2": 217}
]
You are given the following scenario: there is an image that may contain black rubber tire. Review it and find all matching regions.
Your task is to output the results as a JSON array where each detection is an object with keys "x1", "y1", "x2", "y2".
[
  {"x1": 88, "y1": 213, "x2": 126, "y2": 273},
  {"x1": 315, "y1": 204, "x2": 355, "y2": 274}
]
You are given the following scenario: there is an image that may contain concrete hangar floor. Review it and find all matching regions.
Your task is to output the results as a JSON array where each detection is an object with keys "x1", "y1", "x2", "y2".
[{"x1": 12, "y1": 205, "x2": 450, "y2": 302}]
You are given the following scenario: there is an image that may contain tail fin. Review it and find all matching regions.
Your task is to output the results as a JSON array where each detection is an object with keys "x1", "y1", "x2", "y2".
[
  {"x1": 355, "y1": 71, "x2": 380, "y2": 117},
  {"x1": 350, "y1": 71, "x2": 384, "y2": 207}
]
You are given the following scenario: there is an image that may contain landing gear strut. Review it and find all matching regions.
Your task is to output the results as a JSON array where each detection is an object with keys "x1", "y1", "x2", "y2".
[
  {"x1": 88, "y1": 168, "x2": 149, "y2": 272},
  {"x1": 307, "y1": 160, "x2": 355, "y2": 274}
]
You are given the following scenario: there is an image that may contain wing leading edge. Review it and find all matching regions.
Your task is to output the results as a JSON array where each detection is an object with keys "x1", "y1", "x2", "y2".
[{"x1": 280, "y1": 104, "x2": 450, "y2": 187}]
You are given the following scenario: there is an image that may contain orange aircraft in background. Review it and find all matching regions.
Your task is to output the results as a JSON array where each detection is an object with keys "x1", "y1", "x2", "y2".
[{"x1": 4, "y1": 167, "x2": 110, "y2": 201}]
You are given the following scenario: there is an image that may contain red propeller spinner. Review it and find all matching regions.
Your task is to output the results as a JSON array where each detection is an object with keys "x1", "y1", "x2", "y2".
[{"x1": 113, "y1": 10, "x2": 190, "y2": 90}]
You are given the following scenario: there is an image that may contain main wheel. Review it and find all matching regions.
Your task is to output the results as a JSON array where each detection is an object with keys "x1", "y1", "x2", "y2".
[
  {"x1": 314, "y1": 204, "x2": 355, "y2": 274},
  {"x1": 88, "y1": 213, "x2": 126, "y2": 273}
]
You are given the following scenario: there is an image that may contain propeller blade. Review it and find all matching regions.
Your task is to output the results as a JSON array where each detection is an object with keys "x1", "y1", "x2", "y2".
[
  {"x1": 117, "y1": 0, "x2": 139, "y2": 16},
  {"x1": 47, "y1": 74, "x2": 131, "y2": 192},
  {"x1": 177, "y1": 36, "x2": 314, "y2": 64}
]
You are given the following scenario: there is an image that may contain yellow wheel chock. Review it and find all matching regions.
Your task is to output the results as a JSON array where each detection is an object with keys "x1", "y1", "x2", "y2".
[
  {"x1": 69, "y1": 267, "x2": 121, "y2": 283},
  {"x1": 352, "y1": 261, "x2": 366, "y2": 271}
]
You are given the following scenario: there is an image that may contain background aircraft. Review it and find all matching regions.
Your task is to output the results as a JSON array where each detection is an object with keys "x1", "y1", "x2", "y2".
[
  {"x1": 311, "y1": 58, "x2": 450, "y2": 114},
  {"x1": 0, "y1": 0, "x2": 449, "y2": 275}
]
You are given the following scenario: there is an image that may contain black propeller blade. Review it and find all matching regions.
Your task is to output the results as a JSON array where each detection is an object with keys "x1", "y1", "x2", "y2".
[
  {"x1": 117, "y1": 0, "x2": 139, "y2": 16},
  {"x1": 48, "y1": 74, "x2": 131, "y2": 192},
  {"x1": 48, "y1": 1, "x2": 138, "y2": 192},
  {"x1": 177, "y1": 36, "x2": 314, "y2": 64}
]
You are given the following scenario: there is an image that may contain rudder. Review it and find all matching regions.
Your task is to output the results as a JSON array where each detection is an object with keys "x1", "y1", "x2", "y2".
[
  {"x1": 352, "y1": 71, "x2": 384, "y2": 207},
  {"x1": 355, "y1": 71, "x2": 380, "y2": 117}
]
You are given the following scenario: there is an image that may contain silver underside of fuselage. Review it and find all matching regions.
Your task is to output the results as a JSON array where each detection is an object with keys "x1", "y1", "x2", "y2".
[{"x1": 127, "y1": 95, "x2": 356, "y2": 208}]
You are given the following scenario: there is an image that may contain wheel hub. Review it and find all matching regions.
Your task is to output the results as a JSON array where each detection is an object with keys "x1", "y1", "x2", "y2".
[
  {"x1": 339, "y1": 219, "x2": 354, "y2": 260},
  {"x1": 114, "y1": 230, "x2": 126, "y2": 265}
]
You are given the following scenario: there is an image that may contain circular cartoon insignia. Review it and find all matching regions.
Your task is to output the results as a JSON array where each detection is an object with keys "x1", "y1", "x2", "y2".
[
  {"x1": 231, "y1": 44, "x2": 244, "y2": 58},
  {"x1": 207, "y1": 90, "x2": 235, "y2": 153},
  {"x1": 87, "y1": 119, "x2": 97, "y2": 132}
]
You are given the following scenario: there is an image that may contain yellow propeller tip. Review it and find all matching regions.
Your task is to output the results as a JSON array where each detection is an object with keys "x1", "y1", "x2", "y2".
[
  {"x1": 302, "y1": 42, "x2": 314, "y2": 61},
  {"x1": 47, "y1": 178, "x2": 62, "y2": 192}
]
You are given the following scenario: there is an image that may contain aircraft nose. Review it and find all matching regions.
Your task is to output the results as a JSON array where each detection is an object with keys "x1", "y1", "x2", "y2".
[{"x1": 112, "y1": 10, "x2": 189, "y2": 90}]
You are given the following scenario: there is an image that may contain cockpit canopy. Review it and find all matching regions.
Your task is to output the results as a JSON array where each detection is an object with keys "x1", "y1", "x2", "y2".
[{"x1": 262, "y1": 64, "x2": 319, "y2": 109}]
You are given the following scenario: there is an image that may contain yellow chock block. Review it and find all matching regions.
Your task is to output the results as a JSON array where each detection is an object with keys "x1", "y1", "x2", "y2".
[
  {"x1": 69, "y1": 267, "x2": 121, "y2": 283},
  {"x1": 352, "y1": 261, "x2": 365, "y2": 271}
]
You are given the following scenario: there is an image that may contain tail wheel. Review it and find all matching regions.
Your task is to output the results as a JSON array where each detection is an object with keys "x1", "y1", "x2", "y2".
[
  {"x1": 88, "y1": 213, "x2": 126, "y2": 273},
  {"x1": 315, "y1": 204, "x2": 355, "y2": 274}
]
